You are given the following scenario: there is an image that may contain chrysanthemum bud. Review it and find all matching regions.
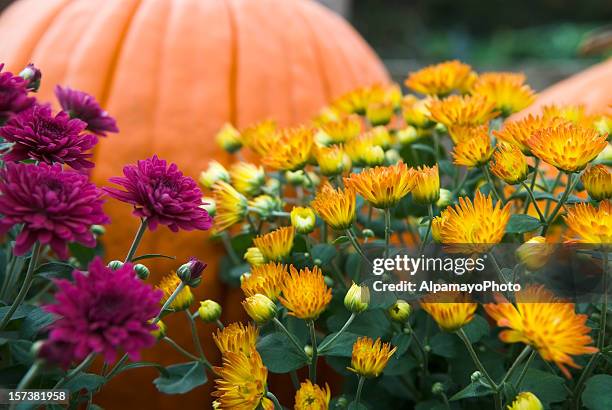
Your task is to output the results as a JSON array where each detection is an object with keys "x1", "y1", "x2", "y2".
[
  {"x1": 362, "y1": 228, "x2": 375, "y2": 238},
  {"x1": 242, "y1": 294, "x2": 277, "y2": 324},
  {"x1": 177, "y1": 257, "x2": 207, "y2": 287},
  {"x1": 431, "y1": 382, "x2": 445, "y2": 395},
  {"x1": 249, "y1": 195, "x2": 283, "y2": 219},
  {"x1": 581, "y1": 164, "x2": 612, "y2": 201},
  {"x1": 304, "y1": 345, "x2": 313, "y2": 358},
  {"x1": 30, "y1": 340, "x2": 44, "y2": 357},
  {"x1": 19, "y1": 63, "x2": 41, "y2": 92},
  {"x1": 151, "y1": 320, "x2": 166, "y2": 339},
  {"x1": 91, "y1": 224, "x2": 106, "y2": 236},
  {"x1": 364, "y1": 145, "x2": 385, "y2": 166},
  {"x1": 366, "y1": 101, "x2": 394, "y2": 126},
  {"x1": 397, "y1": 126, "x2": 419, "y2": 146},
  {"x1": 344, "y1": 282, "x2": 370, "y2": 314},
  {"x1": 412, "y1": 164, "x2": 440, "y2": 204},
  {"x1": 133, "y1": 264, "x2": 150, "y2": 280},
  {"x1": 388, "y1": 300, "x2": 411, "y2": 323},
  {"x1": 290, "y1": 206, "x2": 316, "y2": 234},
  {"x1": 384, "y1": 149, "x2": 401, "y2": 165},
  {"x1": 200, "y1": 197, "x2": 216, "y2": 216},
  {"x1": 489, "y1": 143, "x2": 529, "y2": 185},
  {"x1": 107, "y1": 260, "x2": 124, "y2": 270},
  {"x1": 198, "y1": 300, "x2": 222, "y2": 323},
  {"x1": 215, "y1": 123, "x2": 242, "y2": 153},
  {"x1": 304, "y1": 172, "x2": 320, "y2": 189},
  {"x1": 230, "y1": 162, "x2": 265, "y2": 196},
  {"x1": 263, "y1": 178, "x2": 281, "y2": 197},
  {"x1": 244, "y1": 247, "x2": 265, "y2": 266},
  {"x1": 436, "y1": 189, "x2": 453, "y2": 208},
  {"x1": 315, "y1": 146, "x2": 349, "y2": 177},
  {"x1": 470, "y1": 370, "x2": 483, "y2": 383},
  {"x1": 431, "y1": 215, "x2": 447, "y2": 243},
  {"x1": 199, "y1": 161, "x2": 230, "y2": 188},
  {"x1": 286, "y1": 170, "x2": 306, "y2": 186},
  {"x1": 516, "y1": 236, "x2": 554, "y2": 271},
  {"x1": 323, "y1": 275, "x2": 335, "y2": 288},
  {"x1": 507, "y1": 392, "x2": 543, "y2": 410}
]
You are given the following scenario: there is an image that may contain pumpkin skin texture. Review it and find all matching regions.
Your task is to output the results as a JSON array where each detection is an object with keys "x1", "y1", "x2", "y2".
[{"x1": 0, "y1": 0, "x2": 388, "y2": 407}]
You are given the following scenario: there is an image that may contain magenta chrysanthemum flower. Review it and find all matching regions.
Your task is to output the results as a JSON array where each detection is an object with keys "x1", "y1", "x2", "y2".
[
  {"x1": 0, "y1": 63, "x2": 35, "y2": 123},
  {"x1": 0, "y1": 162, "x2": 109, "y2": 258},
  {"x1": 104, "y1": 155, "x2": 212, "y2": 232},
  {"x1": 0, "y1": 104, "x2": 98, "y2": 169},
  {"x1": 55, "y1": 85, "x2": 118, "y2": 136},
  {"x1": 42, "y1": 258, "x2": 162, "y2": 368}
]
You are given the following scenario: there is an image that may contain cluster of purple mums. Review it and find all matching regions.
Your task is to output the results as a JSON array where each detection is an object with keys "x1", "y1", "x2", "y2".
[{"x1": 0, "y1": 64, "x2": 212, "y2": 368}]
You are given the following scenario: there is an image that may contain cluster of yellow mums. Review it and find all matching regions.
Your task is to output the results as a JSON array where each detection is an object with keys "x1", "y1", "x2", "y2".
[{"x1": 192, "y1": 60, "x2": 611, "y2": 409}]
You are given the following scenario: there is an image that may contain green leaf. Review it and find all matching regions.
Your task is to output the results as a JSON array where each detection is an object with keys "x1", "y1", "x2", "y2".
[
  {"x1": 462, "y1": 315, "x2": 490, "y2": 344},
  {"x1": 332, "y1": 235, "x2": 350, "y2": 245},
  {"x1": 20, "y1": 306, "x2": 53, "y2": 339},
  {"x1": 390, "y1": 333, "x2": 411, "y2": 357},
  {"x1": 230, "y1": 233, "x2": 255, "y2": 256},
  {"x1": 415, "y1": 400, "x2": 447, "y2": 410},
  {"x1": 582, "y1": 374, "x2": 612, "y2": 410},
  {"x1": 63, "y1": 373, "x2": 106, "y2": 393},
  {"x1": 115, "y1": 361, "x2": 170, "y2": 377},
  {"x1": 0, "y1": 304, "x2": 34, "y2": 323},
  {"x1": 505, "y1": 214, "x2": 543, "y2": 234},
  {"x1": 310, "y1": 244, "x2": 337, "y2": 265},
  {"x1": 319, "y1": 332, "x2": 359, "y2": 357},
  {"x1": 153, "y1": 361, "x2": 207, "y2": 394},
  {"x1": 412, "y1": 143, "x2": 435, "y2": 154},
  {"x1": 34, "y1": 262, "x2": 75, "y2": 280},
  {"x1": 131, "y1": 254, "x2": 176, "y2": 262},
  {"x1": 429, "y1": 332, "x2": 460, "y2": 358},
  {"x1": 348, "y1": 402, "x2": 368, "y2": 410},
  {"x1": 509, "y1": 368, "x2": 568, "y2": 406},
  {"x1": 383, "y1": 354, "x2": 417, "y2": 375},
  {"x1": 450, "y1": 381, "x2": 495, "y2": 401},
  {"x1": 438, "y1": 159, "x2": 456, "y2": 177},
  {"x1": 257, "y1": 332, "x2": 308, "y2": 373}
]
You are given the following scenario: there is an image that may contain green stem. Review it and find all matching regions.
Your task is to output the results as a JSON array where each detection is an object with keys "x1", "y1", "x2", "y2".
[
  {"x1": 499, "y1": 346, "x2": 531, "y2": 387},
  {"x1": 185, "y1": 310, "x2": 212, "y2": 368},
  {"x1": 125, "y1": 219, "x2": 148, "y2": 263},
  {"x1": 54, "y1": 353, "x2": 96, "y2": 388},
  {"x1": 488, "y1": 252, "x2": 509, "y2": 284},
  {"x1": 514, "y1": 350, "x2": 536, "y2": 389},
  {"x1": 221, "y1": 231, "x2": 240, "y2": 265},
  {"x1": 520, "y1": 181, "x2": 546, "y2": 223},
  {"x1": 384, "y1": 208, "x2": 392, "y2": 259},
  {"x1": 153, "y1": 282, "x2": 186, "y2": 323},
  {"x1": 104, "y1": 354, "x2": 128, "y2": 380},
  {"x1": 542, "y1": 172, "x2": 574, "y2": 235},
  {"x1": 319, "y1": 313, "x2": 356, "y2": 352},
  {"x1": 482, "y1": 166, "x2": 502, "y2": 203},
  {"x1": 346, "y1": 229, "x2": 372, "y2": 266},
  {"x1": 544, "y1": 171, "x2": 563, "y2": 216},
  {"x1": 418, "y1": 204, "x2": 434, "y2": 255},
  {"x1": 9, "y1": 361, "x2": 43, "y2": 410},
  {"x1": 453, "y1": 169, "x2": 469, "y2": 196},
  {"x1": 0, "y1": 242, "x2": 41, "y2": 330},
  {"x1": 406, "y1": 321, "x2": 428, "y2": 375},
  {"x1": 216, "y1": 320, "x2": 225, "y2": 330},
  {"x1": 355, "y1": 376, "x2": 366, "y2": 407},
  {"x1": 272, "y1": 318, "x2": 308, "y2": 359},
  {"x1": 522, "y1": 158, "x2": 540, "y2": 213},
  {"x1": 457, "y1": 329, "x2": 497, "y2": 390},
  {"x1": 308, "y1": 320, "x2": 318, "y2": 383},
  {"x1": 441, "y1": 392, "x2": 451, "y2": 410},
  {"x1": 266, "y1": 391, "x2": 283, "y2": 410},
  {"x1": 162, "y1": 337, "x2": 199, "y2": 361}
]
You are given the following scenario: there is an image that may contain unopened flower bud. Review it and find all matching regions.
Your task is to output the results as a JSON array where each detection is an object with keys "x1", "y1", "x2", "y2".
[
  {"x1": 177, "y1": 257, "x2": 207, "y2": 287},
  {"x1": 397, "y1": 126, "x2": 419, "y2": 146},
  {"x1": 436, "y1": 189, "x2": 453, "y2": 208},
  {"x1": 344, "y1": 282, "x2": 370, "y2": 313},
  {"x1": 91, "y1": 224, "x2": 106, "y2": 236},
  {"x1": 290, "y1": 206, "x2": 316, "y2": 234},
  {"x1": 230, "y1": 162, "x2": 265, "y2": 196},
  {"x1": 335, "y1": 397, "x2": 348, "y2": 407},
  {"x1": 244, "y1": 247, "x2": 265, "y2": 266},
  {"x1": 250, "y1": 195, "x2": 282, "y2": 219},
  {"x1": 286, "y1": 170, "x2": 306, "y2": 186},
  {"x1": 384, "y1": 149, "x2": 401, "y2": 165},
  {"x1": 133, "y1": 263, "x2": 150, "y2": 280},
  {"x1": 366, "y1": 101, "x2": 394, "y2": 126},
  {"x1": 323, "y1": 276, "x2": 334, "y2": 288},
  {"x1": 434, "y1": 122, "x2": 447, "y2": 134},
  {"x1": 304, "y1": 345, "x2": 313, "y2": 358},
  {"x1": 362, "y1": 228, "x2": 375, "y2": 238},
  {"x1": 263, "y1": 178, "x2": 281, "y2": 197},
  {"x1": 30, "y1": 340, "x2": 44, "y2": 357},
  {"x1": 470, "y1": 370, "x2": 483, "y2": 383},
  {"x1": 199, "y1": 161, "x2": 230, "y2": 188},
  {"x1": 516, "y1": 236, "x2": 554, "y2": 271},
  {"x1": 364, "y1": 146, "x2": 385, "y2": 166},
  {"x1": 198, "y1": 300, "x2": 222, "y2": 323},
  {"x1": 388, "y1": 299, "x2": 412, "y2": 323},
  {"x1": 304, "y1": 172, "x2": 320, "y2": 189},
  {"x1": 582, "y1": 164, "x2": 612, "y2": 201},
  {"x1": 242, "y1": 294, "x2": 277, "y2": 324},
  {"x1": 151, "y1": 320, "x2": 166, "y2": 339},
  {"x1": 215, "y1": 123, "x2": 242, "y2": 153},
  {"x1": 19, "y1": 63, "x2": 41, "y2": 92},
  {"x1": 107, "y1": 260, "x2": 124, "y2": 270},
  {"x1": 431, "y1": 382, "x2": 445, "y2": 395}
]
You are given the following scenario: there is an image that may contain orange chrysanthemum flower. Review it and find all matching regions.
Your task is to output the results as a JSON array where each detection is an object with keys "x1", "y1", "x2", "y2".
[
  {"x1": 492, "y1": 114, "x2": 562, "y2": 154},
  {"x1": 347, "y1": 336, "x2": 397, "y2": 378},
  {"x1": 213, "y1": 322, "x2": 259, "y2": 357},
  {"x1": 279, "y1": 265, "x2": 332, "y2": 320},
  {"x1": 527, "y1": 122, "x2": 608, "y2": 173},
  {"x1": 212, "y1": 349, "x2": 271, "y2": 409},
  {"x1": 344, "y1": 134, "x2": 385, "y2": 167},
  {"x1": 405, "y1": 60, "x2": 477, "y2": 96},
  {"x1": 420, "y1": 291, "x2": 477, "y2": 332},
  {"x1": 366, "y1": 100, "x2": 395, "y2": 126},
  {"x1": 431, "y1": 214, "x2": 448, "y2": 243},
  {"x1": 344, "y1": 162, "x2": 417, "y2": 209},
  {"x1": 318, "y1": 114, "x2": 362, "y2": 145},
  {"x1": 452, "y1": 131, "x2": 494, "y2": 168},
  {"x1": 438, "y1": 191, "x2": 511, "y2": 253},
  {"x1": 542, "y1": 104, "x2": 598, "y2": 128},
  {"x1": 315, "y1": 145, "x2": 351, "y2": 177},
  {"x1": 294, "y1": 380, "x2": 331, "y2": 410},
  {"x1": 447, "y1": 124, "x2": 488, "y2": 144},
  {"x1": 427, "y1": 94, "x2": 498, "y2": 127},
  {"x1": 412, "y1": 164, "x2": 440, "y2": 204},
  {"x1": 489, "y1": 143, "x2": 529, "y2": 185},
  {"x1": 241, "y1": 119, "x2": 279, "y2": 156},
  {"x1": 564, "y1": 200, "x2": 612, "y2": 244},
  {"x1": 484, "y1": 285, "x2": 598, "y2": 378},
  {"x1": 333, "y1": 85, "x2": 386, "y2": 115},
  {"x1": 402, "y1": 95, "x2": 434, "y2": 128},
  {"x1": 471, "y1": 72, "x2": 536, "y2": 116},
  {"x1": 263, "y1": 126, "x2": 315, "y2": 171},
  {"x1": 253, "y1": 226, "x2": 295, "y2": 261},
  {"x1": 212, "y1": 181, "x2": 248, "y2": 233},
  {"x1": 581, "y1": 164, "x2": 612, "y2": 201},
  {"x1": 311, "y1": 182, "x2": 356, "y2": 231},
  {"x1": 241, "y1": 262, "x2": 288, "y2": 301}
]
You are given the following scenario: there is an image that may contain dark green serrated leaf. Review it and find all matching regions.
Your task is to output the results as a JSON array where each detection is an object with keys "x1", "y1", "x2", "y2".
[{"x1": 153, "y1": 361, "x2": 207, "y2": 394}]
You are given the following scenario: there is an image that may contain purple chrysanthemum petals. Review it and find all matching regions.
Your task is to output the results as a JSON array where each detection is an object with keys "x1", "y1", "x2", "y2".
[
  {"x1": 104, "y1": 155, "x2": 212, "y2": 232},
  {"x1": 55, "y1": 85, "x2": 118, "y2": 136},
  {"x1": 0, "y1": 63, "x2": 35, "y2": 123}
]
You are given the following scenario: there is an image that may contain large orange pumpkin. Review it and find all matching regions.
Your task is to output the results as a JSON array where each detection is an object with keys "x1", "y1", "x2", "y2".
[{"x1": 0, "y1": 0, "x2": 388, "y2": 408}]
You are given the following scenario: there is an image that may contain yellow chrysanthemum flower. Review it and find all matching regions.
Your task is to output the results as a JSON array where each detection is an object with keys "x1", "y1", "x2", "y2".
[
  {"x1": 315, "y1": 145, "x2": 350, "y2": 177},
  {"x1": 581, "y1": 164, "x2": 612, "y2": 201},
  {"x1": 542, "y1": 104, "x2": 598, "y2": 128},
  {"x1": 311, "y1": 182, "x2": 356, "y2": 231},
  {"x1": 515, "y1": 236, "x2": 555, "y2": 271},
  {"x1": 420, "y1": 291, "x2": 477, "y2": 332},
  {"x1": 157, "y1": 273, "x2": 194, "y2": 311},
  {"x1": 279, "y1": 265, "x2": 332, "y2": 320},
  {"x1": 212, "y1": 181, "x2": 248, "y2": 233},
  {"x1": 452, "y1": 131, "x2": 494, "y2": 168},
  {"x1": 253, "y1": 226, "x2": 295, "y2": 262},
  {"x1": 347, "y1": 336, "x2": 397, "y2": 378},
  {"x1": 290, "y1": 206, "x2": 317, "y2": 234},
  {"x1": 439, "y1": 191, "x2": 511, "y2": 253},
  {"x1": 344, "y1": 135, "x2": 385, "y2": 167},
  {"x1": 294, "y1": 380, "x2": 331, "y2": 410},
  {"x1": 431, "y1": 214, "x2": 448, "y2": 243},
  {"x1": 241, "y1": 262, "x2": 288, "y2": 301},
  {"x1": 318, "y1": 114, "x2": 362, "y2": 145},
  {"x1": 200, "y1": 160, "x2": 230, "y2": 189},
  {"x1": 229, "y1": 162, "x2": 265, "y2": 197},
  {"x1": 242, "y1": 294, "x2": 277, "y2": 324},
  {"x1": 447, "y1": 124, "x2": 489, "y2": 144},
  {"x1": 564, "y1": 200, "x2": 612, "y2": 244},
  {"x1": 507, "y1": 392, "x2": 543, "y2": 410},
  {"x1": 215, "y1": 123, "x2": 242, "y2": 153},
  {"x1": 489, "y1": 143, "x2": 529, "y2": 185},
  {"x1": 366, "y1": 100, "x2": 394, "y2": 126},
  {"x1": 402, "y1": 95, "x2": 434, "y2": 128},
  {"x1": 484, "y1": 285, "x2": 598, "y2": 378},
  {"x1": 333, "y1": 86, "x2": 373, "y2": 115},
  {"x1": 404, "y1": 60, "x2": 477, "y2": 96},
  {"x1": 213, "y1": 322, "x2": 259, "y2": 356},
  {"x1": 344, "y1": 162, "x2": 417, "y2": 209},
  {"x1": 241, "y1": 119, "x2": 279, "y2": 156},
  {"x1": 212, "y1": 349, "x2": 271, "y2": 410},
  {"x1": 263, "y1": 126, "x2": 315, "y2": 171},
  {"x1": 493, "y1": 114, "x2": 563, "y2": 154},
  {"x1": 244, "y1": 247, "x2": 265, "y2": 266},
  {"x1": 527, "y1": 122, "x2": 608, "y2": 173},
  {"x1": 427, "y1": 94, "x2": 498, "y2": 127},
  {"x1": 412, "y1": 164, "x2": 440, "y2": 204},
  {"x1": 471, "y1": 72, "x2": 536, "y2": 116}
]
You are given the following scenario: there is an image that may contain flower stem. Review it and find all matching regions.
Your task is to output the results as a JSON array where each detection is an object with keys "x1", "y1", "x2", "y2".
[
  {"x1": 319, "y1": 313, "x2": 356, "y2": 352},
  {"x1": 346, "y1": 229, "x2": 372, "y2": 266},
  {"x1": 0, "y1": 242, "x2": 41, "y2": 330},
  {"x1": 418, "y1": 204, "x2": 434, "y2": 255},
  {"x1": 162, "y1": 337, "x2": 199, "y2": 361},
  {"x1": 153, "y1": 282, "x2": 186, "y2": 323},
  {"x1": 308, "y1": 320, "x2": 318, "y2": 383},
  {"x1": 272, "y1": 318, "x2": 308, "y2": 359},
  {"x1": 457, "y1": 329, "x2": 497, "y2": 390},
  {"x1": 184, "y1": 310, "x2": 212, "y2": 369},
  {"x1": 514, "y1": 350, "x2": 536, "y2": 389},
  {"x1": 482, "y1": 166, "x2": 502, "y2": 203},
  {"x1": 522, "y1": 158, "x2": 540, "y2": 213},
  {"x1": 104, "y1": 354, "x2": 128, "y2": 380},
  {"x1": 216, "y1": 320, "x2": 225, "y2": 330},
  {"x1": 125, "y1": 218, "x2": 148, "y2": 263},
  {"x1": 520, "y1": 181, "x2": 546, "y2": 223},
  {"x1": 266, "y1": 391, "x2": 283, "y2": 410},
  {"x1": 355, "y1": 375, "x2": 366, "y2": 407},
  {"x1": 9, "y1": 360, "x2": 43, "y2": 410},
  {"x1": 220, "y1": 231, "x2": 240, "y2": 265},
  {"x1": 499, "y1": 346, "x2": 531, "y2": 387},
  {"x1": 384, "y1": 208, "x2": 392, "y2": 259},
  {"x1": 54, "y1": 353, "x2": 96, "y2": 388},
  {"x1": 542, "y1": 172, "x2": 574, "y2": 235}
]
